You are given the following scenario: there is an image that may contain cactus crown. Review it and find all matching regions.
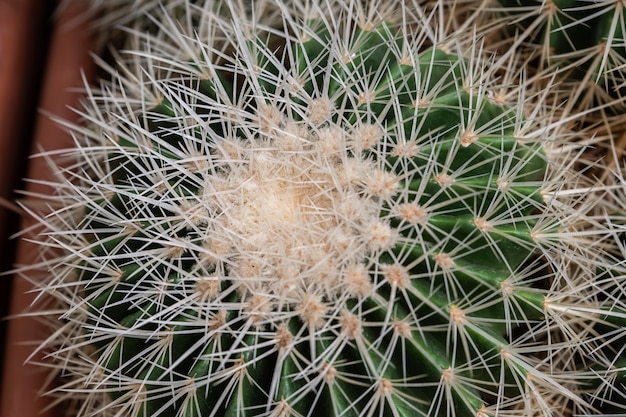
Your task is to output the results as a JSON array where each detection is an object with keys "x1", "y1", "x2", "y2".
[{"x1": 22, "y1": 1, "x2": 625, "y2": 417}]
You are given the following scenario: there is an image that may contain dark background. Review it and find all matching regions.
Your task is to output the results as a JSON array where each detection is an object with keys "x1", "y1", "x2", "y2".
[{"x1": 0, "y1": 0, "x2": 69, "y2": 403}]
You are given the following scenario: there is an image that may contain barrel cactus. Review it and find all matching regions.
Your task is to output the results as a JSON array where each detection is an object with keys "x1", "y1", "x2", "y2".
[{"x1": 21, "y1": 1, "x2": 624, "y2": 416}]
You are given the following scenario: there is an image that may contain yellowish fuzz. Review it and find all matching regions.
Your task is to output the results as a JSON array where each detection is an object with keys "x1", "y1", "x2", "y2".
[
  {"x1": 383, "y1": 264, "x2": 410, "y2": 289},
  {"x1": 194, "y1": 108, "x2": 403, "y2": 326},
  {"x1": 396, "y1": 203, "x2": 428, "y2": 224}
]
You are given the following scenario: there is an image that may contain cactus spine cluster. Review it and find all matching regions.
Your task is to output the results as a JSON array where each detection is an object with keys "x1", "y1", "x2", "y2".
[
  {"x1": 19, "y1": 1, "x2": 626, "y2": 417},
  {"x1": 490, "y1": 0, "x2": 626, "y2": 110}
]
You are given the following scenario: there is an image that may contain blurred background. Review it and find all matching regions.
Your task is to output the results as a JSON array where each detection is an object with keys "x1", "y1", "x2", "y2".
[
  {"x1": 0, "y1": 0, "x2": 58, "y2": 379},
  {"x1": 0, "y1": 2, "x2": 96, "y2": 414}
]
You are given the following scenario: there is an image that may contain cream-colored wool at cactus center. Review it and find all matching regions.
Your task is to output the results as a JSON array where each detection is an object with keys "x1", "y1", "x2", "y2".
[{"x1": 195, "y1": 113, "x2": 399, "y2": 320}]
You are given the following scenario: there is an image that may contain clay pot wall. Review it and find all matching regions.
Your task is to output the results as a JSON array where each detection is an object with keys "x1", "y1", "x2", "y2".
[{"x1": 0, "y1": 2, "x2": 94, "y2": 416}]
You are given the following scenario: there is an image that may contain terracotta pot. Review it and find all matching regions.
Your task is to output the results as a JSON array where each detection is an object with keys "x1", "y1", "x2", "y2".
[
  {"x1": 0, "y1": 2, "x2": 95, "y2": 416},
  {"x1": 0, "y1": 0, "x2": 50, "y2": 338}
]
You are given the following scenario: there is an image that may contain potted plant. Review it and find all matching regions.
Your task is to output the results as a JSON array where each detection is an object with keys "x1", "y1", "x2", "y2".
[{"x1": 4, "y1": 1, "x2": 626, "y2": 416}]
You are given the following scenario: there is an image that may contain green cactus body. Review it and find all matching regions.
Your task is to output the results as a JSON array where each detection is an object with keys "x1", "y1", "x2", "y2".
[
  {"x1": 497, "y1": 0, "x2": 626, "y2": 92},
  {"x1": 27, "y1": 2, "x2": 624, "y2": 417}
]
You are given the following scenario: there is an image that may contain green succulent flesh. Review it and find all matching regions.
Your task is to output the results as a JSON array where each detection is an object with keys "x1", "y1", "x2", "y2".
[
  {"x1": 78, "y1": 19, "x2": 556, "y2": 417},
  {"x1": 498, "y1": 0, "x2": 626, "y2": 84}
]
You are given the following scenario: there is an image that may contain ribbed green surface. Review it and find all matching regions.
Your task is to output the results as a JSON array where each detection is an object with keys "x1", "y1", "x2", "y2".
[
  {"x1": 498, "y1": 0, "x2": 626, "y2": 85},
  {"x1": 74, "y1": 14, "x2": 555, "y2": 417}
]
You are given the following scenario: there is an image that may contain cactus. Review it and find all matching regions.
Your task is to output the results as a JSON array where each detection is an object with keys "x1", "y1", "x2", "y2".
[
  {"x1": 21, "y1": 1, "x2": 625, "y2": 417},
  {"x1": 489, "y1": 0, "x2": 626, "y2": 110}
]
